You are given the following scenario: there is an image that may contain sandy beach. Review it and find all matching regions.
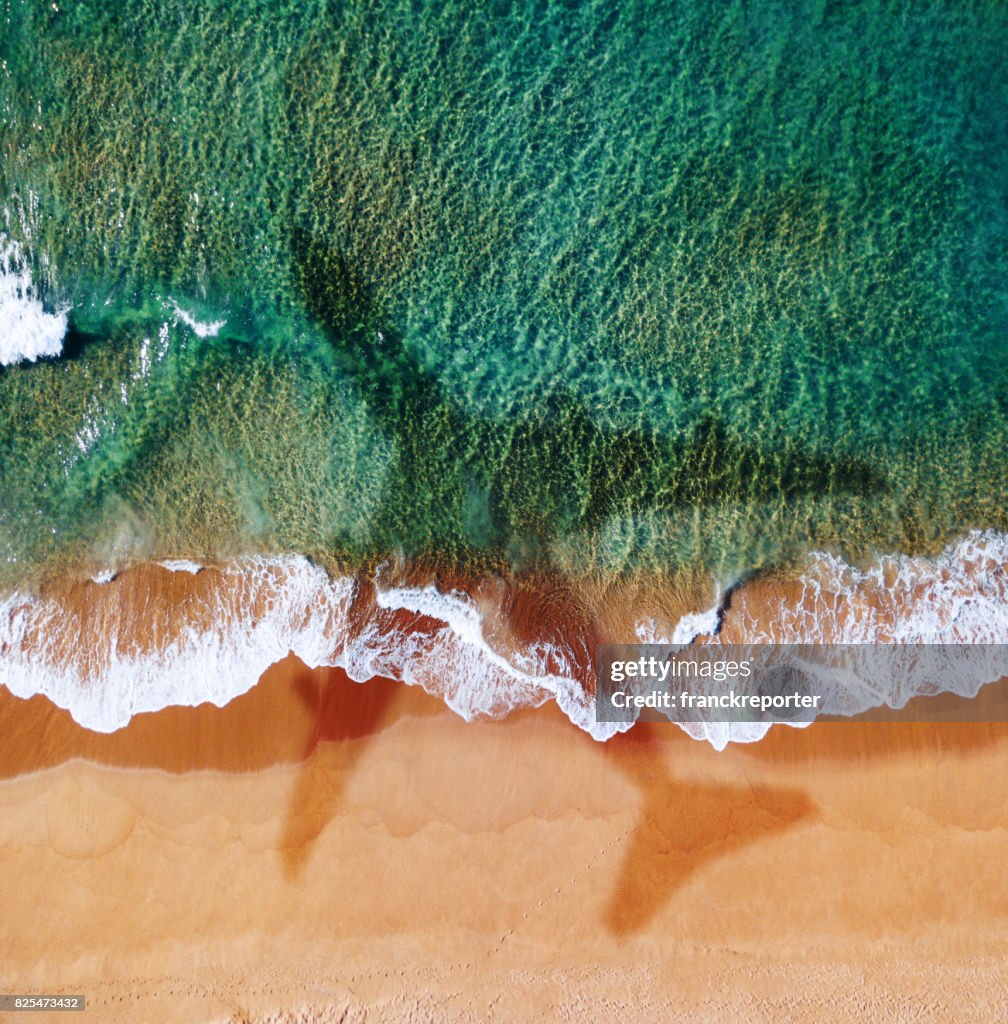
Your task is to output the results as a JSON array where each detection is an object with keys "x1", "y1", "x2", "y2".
[{"x1": 2, "y1": 650, "x2": 1008, "y2": 1023}]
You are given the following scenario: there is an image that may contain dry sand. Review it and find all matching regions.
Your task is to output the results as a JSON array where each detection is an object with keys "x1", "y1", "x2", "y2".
[{"x1": 2, "y1": 654, "x2": 1008, "y2": 1023}]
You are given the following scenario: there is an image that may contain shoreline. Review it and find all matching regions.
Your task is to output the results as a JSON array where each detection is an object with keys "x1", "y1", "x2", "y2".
[
  {"x1": 2, "y1": 542, "x2": 1007, "y2": 1019},
  {"x1": 0, "y1": 528, "x2": 1006, "y2": 743}
]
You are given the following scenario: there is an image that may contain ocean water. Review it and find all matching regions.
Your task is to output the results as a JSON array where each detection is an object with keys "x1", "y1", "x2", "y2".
[
  {"x1": 1, "y1": 1, "x2": 1007, "y2": 739},
  {"x1": 1, "y1": 0, "x2": 1005, "y2": 586}
]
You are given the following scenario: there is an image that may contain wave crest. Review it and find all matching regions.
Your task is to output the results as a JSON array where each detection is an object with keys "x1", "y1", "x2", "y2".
[
  {"x1": 0, "y1": 235, "x2": 67, "y2": 366},
  {"x1": 0, "y1": 532, "x2": 1006, "y2": 746}
]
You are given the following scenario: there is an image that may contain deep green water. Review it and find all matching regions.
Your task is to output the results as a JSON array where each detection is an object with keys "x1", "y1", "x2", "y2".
[{"x1": 0, "y1": 0, "x2": 1006, "y2": 586}]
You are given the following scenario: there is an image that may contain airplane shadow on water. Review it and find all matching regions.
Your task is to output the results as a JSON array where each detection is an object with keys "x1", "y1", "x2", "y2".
[{"x1": 290, "y1": 232, "x2": 890, "y2": 562}]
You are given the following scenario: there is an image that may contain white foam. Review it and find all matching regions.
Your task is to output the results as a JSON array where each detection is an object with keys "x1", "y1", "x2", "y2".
[
  {"x1": 372, "y1": 580, "x2": 625, "y2": 740},
  {"x1": 636, "y1": 602, "x2": 722, "y2": 646},
  {"x1": 168, "y1": 300, "x2": 226, "y2": 338},
  {"x1": 1, "y1": 532, "x2": 1006, "y2": 747},
  {"x1": 0, "y1": 555, "x2": 628, "y2": 740},
  {"x1": 634, "y1": 603, "x2": 778, "y2": 750},
  {"x1": 0, "y1": 235, "x2": 67, "y2": 366},
  {"x1": 158, "y1": 559, "x2": 204, "y2": 575},
  {"x1": 626, "y1": 533, "x2": 1008, "y2": 749},
  {"x1": 90, "y1": 570, "x2": 117, "y2": 585},
  {"x1": 690, "y1": 530, "x2": 1008, "y2": 748},
  {"x1": 0, "y1": 555, "x2": 354, "y2": 732},
  {"x1": 368, "y1": 533, "x2": 1008, "y2": 748},
  {"x1": 741, "y1": 530, "x2": 1008, "y2": 644}
]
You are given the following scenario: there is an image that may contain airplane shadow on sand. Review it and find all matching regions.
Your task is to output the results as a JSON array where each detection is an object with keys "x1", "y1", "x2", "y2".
[
  {"x1": 278, "y1": 663, "x2": 410, "y2": 881},
  {"x1": 599, "y1": 723, "x2": 817, "y2": 936},
  {"x1": 6, "y1": 663, "x2": 1003, "y2": 939},
  {"x1": 275, "y1": 666, "x2": 818, "y2": 938}
]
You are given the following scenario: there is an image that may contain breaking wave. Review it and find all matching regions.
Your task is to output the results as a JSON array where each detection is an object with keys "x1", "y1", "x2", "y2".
[
  {"x1": 166, "y1": 299, "x2": 226, "y2": 338},
  {"x1": 0, "y1": 531, "x2": 1006, "y2": 747},
  {"x1": 0, "y1": 235, "x2": 67, "y2": 366}
]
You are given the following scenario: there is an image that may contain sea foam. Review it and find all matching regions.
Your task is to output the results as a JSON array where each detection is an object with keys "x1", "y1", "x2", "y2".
[
  {"x1": 0, "y1": 556, "x2": 353, "y2": 732},
  {"x1": 0, "y1": 533, "x2": 1006, "y2": 745},
  {"x1": 0, "y1": 236, "x2": 67, "y2": 366},
  {"x1": 168, "y1": 300, "x2": 226, "y2": 338},
  {"x1": 371, "y1": 580, "x2": 622, "y2": 739},
  {"x1": 158, "y1": 559, "x2": 205, "y2": 574},
  {"x1": 737, "y1": 530, "x2": 1008, "y2": 644}
]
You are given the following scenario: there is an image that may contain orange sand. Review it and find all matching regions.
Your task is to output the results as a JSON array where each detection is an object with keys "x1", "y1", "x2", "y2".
[{"x1": 1, "y1": 655, "x2": 1008, "y2": 1022}]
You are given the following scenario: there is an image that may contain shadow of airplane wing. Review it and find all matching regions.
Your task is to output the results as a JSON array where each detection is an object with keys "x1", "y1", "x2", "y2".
[{"x1": 292, "y1": 236, "x2": 888, "y2": 564}]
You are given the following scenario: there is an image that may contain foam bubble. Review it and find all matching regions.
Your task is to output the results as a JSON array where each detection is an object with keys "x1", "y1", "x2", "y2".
[
  {"x1": 371, "y1": 580, "x2": 624, "y2": 739},
  {"x1": 741, "y1": 530, "x2": 1008, "y2": 644},
  {"x1": 0, "y1": 236, "x2": 67, "y2": 366},
  {"x1": 622, "y1": 533, "x2": 1008, "y2": 748},
  {"x1": 0, "y1": 556, "x2": 354, "y2": 732},
  {"x1": 691, "y1": 530, "x2": 1008, "y2": 747},
  {"x1": 158, "y1": 560, "x2": 205, "y2": 574},
  {"x1": 636, "y1": 602, "x2": 722, "y2": 646},
  {"x1": 167, "y1": 299, "x2": 226, "y2": 338}
]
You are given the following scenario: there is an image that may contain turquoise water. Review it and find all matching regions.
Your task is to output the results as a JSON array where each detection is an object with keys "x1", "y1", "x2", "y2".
[{"x1": 1, "y1": 0, "x2": 1006, "y2": 586}]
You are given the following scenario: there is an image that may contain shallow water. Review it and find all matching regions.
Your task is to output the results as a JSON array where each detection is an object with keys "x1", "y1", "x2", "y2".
[
  {"x1": 0, "y1": 0, "x2": 1006, "y2": 589},
  {"x1": 2, "y1": 531, "x2": 1007, "y2": 747}
]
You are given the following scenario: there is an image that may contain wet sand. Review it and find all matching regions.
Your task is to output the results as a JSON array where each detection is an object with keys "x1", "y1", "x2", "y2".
[{"x1": 2, "y1": 654, "x2": 1008, "y2": 1022}]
